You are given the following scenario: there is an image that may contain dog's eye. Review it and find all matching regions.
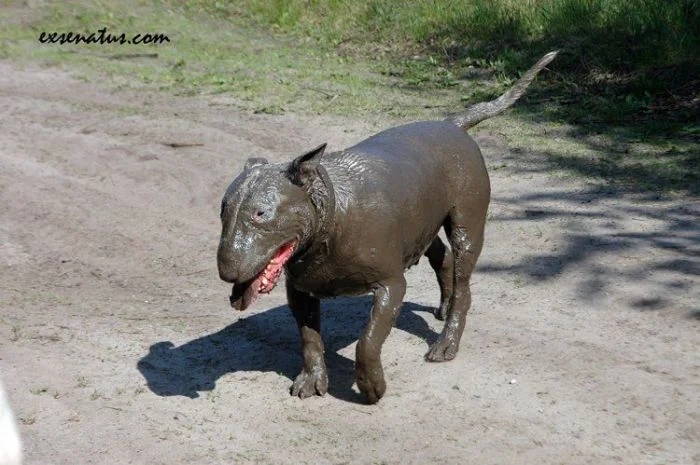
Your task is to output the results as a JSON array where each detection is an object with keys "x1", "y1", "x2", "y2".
[{"x1": 252, "y1": 210, "x2": 267, "y2": 222}]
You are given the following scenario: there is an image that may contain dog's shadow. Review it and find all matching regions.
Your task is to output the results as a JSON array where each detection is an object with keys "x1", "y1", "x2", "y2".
[{"x1": 137, "y1": 298, "x2": 438, "y2": 404}]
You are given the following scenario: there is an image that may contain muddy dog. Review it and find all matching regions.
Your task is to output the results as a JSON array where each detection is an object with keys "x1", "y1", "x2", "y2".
[{"x1": 218, "y1": 51, "x2": 557, "y2": 404}]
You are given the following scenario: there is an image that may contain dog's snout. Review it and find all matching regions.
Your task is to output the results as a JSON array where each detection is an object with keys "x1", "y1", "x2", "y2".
[
  {"x1": 217, "y1": 247, "x2": 239, "y2": 283},
  {"x1": 218, "y1": 256, "x2": 239, "y2": 283},
  {"x1": 218, "y1": 266, "x2": 237, "y2": 283}
]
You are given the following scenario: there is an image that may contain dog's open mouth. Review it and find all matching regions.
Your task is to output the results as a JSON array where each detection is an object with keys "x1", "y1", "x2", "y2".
[{"x1": 229, "y1": 240, "x2": 297, "y2": 311}]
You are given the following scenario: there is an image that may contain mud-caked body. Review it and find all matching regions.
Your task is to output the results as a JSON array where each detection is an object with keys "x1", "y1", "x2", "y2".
[
  {"x1": 286, "y1": 121, "x2": 489, "y2": 298},
  {"x1": 217, "y1": 51, "x2": 557, "y2": 403}
]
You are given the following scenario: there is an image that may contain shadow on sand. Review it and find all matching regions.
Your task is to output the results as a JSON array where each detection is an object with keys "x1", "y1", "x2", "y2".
[{"x1": 137, "y1": 298, "x2": 438, "y2": 404}]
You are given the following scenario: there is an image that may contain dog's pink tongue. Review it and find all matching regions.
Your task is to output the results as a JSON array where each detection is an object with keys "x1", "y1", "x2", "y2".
[
  {"x1": 230, "y1": 241, "x2": 297, "y2": 310},
  {"x1": 230, "y1": 278, "x2": 261, "y2": 311}
]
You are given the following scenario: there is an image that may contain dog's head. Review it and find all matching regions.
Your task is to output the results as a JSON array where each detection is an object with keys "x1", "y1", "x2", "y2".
[{"x1": 217, "y1": 143, "x2": 327, "y2": 310}]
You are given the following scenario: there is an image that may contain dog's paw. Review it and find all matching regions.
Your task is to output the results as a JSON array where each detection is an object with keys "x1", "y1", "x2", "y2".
[
  {"x1": 290, "y1": 367, "x2": 328, "y2": 398},
  {"x1": 425, "y1": 336, "x2": 459, "y2": 362},
  {"x1": 433, "y1": 304, "x2": 449, "y2": 321},
  {"x1": 355, "y1": 361, "x2": 386, "y2": 404}
]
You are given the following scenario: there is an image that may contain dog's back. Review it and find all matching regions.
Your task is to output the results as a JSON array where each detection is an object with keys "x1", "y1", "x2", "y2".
[{"x1": 322, "y1": 120, "x2": 490, "y2": 269}]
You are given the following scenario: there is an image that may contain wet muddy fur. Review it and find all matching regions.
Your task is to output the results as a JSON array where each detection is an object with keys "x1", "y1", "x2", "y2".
[{"x1": 217, "y1": 51, "x2": 558, "y2": 403}]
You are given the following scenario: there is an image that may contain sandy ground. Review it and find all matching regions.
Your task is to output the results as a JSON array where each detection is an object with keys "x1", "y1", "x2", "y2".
[{"x1": 0, "y1": 61, "x2": 698, "y2": 465}]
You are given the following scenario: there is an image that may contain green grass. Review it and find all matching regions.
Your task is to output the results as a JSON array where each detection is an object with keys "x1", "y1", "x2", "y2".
[
  {"x1": 0, "y1": 0, "x2": 697, "y2": 194},
  {"x1": 0, "y1": 0, "x2": 459, "y2": 117},
  {"x1": 3, "y1": 0, "x2": 696, "y2": 124},
  {"x1": 228, "y1": 0, "x2": 699, "y2": 130},
  {"x1": 190, "y1": 0, "x2": 700, "y2": 194},
  {"x1": 233, "y1": 0, "x2": 698, "y2": 72}
]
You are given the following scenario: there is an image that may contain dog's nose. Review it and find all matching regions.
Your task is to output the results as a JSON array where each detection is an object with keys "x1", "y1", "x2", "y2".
[
  {"x1": 218, "y1": 258, "x2": 238, "y2": 283},
  {"x1": 217, "y1": 250, "x2": 239, "y2": 283},
  {"x1": 218, "y1": 267, "x2": 237, "y2": 283}
]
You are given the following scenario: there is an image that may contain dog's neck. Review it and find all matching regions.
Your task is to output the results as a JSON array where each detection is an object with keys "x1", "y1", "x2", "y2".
[
  {"x1": 293, "y1": 163, "x2": 336, "y2": 264},
  {"x1": 313, "y1": 163, "x2": 336, "y2": 241}
]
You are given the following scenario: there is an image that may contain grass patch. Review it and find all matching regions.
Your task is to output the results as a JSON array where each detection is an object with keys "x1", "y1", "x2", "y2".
[
  {"x1": 189, "y1": 0, "x2": 700, "y2": 194},
  {"x1": 0, "y1": 0, "x2": 696, "y2": 193},
  {"x1": 0, "y1": 0, "x2": 458, "y2": 117},
  {"x1": 227, "y1": 0, "x2": 699, "y2": 133},
  {"x1": 495, "y1": 120, "x2": 700, "y2": 194}
]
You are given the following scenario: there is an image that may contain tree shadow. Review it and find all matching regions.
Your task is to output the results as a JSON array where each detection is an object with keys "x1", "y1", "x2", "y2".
[
  {"x1": 137, "y1": 298, "x2": 438, "y2": 404},
  {"x1": 428, "y1": 0, "x2": 699, "y2": 131},
  {"x1": 526, "y1": 126, "x2": 699, "y2": 196},
  {"x1": 480, "y1": 176, "x2": 700, "y2": 313}
]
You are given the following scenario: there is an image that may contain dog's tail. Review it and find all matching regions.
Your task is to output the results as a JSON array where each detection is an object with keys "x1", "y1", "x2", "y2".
[{"x1": 450, "y1": 50, "x2": 558, "y2": 130}]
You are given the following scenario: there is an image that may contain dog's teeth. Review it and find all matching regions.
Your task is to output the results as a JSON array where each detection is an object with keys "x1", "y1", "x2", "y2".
[{"x1": 261, "y1": 276, "x2": 269, "y2": 286}]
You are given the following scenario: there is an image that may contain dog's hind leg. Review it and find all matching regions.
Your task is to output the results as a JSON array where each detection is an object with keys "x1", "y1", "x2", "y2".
[
  {"x1": 424, "y1": 236, "x2": 454, "y2": 321},
  {"x1": 425, "y1": 212, "x2": 485, "y2": 362}
]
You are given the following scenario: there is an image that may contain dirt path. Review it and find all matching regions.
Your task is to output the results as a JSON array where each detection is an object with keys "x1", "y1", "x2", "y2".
[{"x1": 0, "y1": 61, "x2": 698, "y2": 465}]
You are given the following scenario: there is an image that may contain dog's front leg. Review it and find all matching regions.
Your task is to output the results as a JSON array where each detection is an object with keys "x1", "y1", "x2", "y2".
[
  {"x1": 287, "y1": 277, "x2": 328, "y2": 398},
  {"x1": 355, "y1": 276, "x2": 406, "y2": 404}
]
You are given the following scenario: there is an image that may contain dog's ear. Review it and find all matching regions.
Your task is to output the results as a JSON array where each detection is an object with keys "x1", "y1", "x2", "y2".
[
  {"x1": 287, "y1": 143, "x2": 327, "y2": 188},
  {"x1": 244, "y1": 157, "x2": 269, "y2": 171}
]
